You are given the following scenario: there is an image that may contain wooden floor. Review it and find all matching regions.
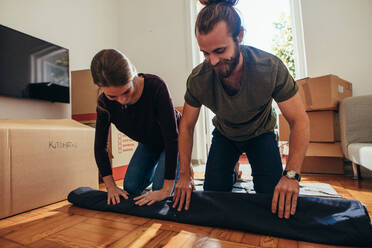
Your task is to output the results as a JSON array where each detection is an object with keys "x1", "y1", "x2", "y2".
[{"x1": 1, "y1": 174, "x2": 372, "y2": 248}]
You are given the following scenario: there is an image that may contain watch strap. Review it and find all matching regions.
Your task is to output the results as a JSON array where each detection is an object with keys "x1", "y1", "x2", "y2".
[{"x1": 283, "y1": 170, "x2": 301, "y2": 181}]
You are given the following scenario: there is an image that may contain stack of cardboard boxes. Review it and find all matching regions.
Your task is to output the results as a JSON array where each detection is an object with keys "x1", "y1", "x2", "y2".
[
  {"x1": 279, "y1": 74, "x2": 352, "y2": 174},
  {"x1": 71, "y1": 69, "x2": 138, "y2": 180}
]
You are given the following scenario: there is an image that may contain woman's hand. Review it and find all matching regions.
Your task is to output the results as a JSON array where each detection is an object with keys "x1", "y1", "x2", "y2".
[
  {"x1": 133, "y1": 190, "x2": 171, "y2": 206},
  {"x1": 102, "y1": 175, "x2": 128, "y2": 205},
  {"x1": 106, "y1": 186, "x2": 128, "y2": 205},
  {"x1": 134, "y1": 179, "x2": 175, "y2": 206}
]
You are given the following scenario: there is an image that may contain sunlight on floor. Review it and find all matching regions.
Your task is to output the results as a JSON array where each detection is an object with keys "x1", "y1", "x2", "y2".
[{"x1": 128, "y1": 223, "x2": 161, "y2": 248}]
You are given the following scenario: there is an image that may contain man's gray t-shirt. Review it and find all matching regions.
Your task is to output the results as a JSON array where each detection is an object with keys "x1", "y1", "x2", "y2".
[{"x1": 184, "y1": 45, "x2": 298, "y2": 141}]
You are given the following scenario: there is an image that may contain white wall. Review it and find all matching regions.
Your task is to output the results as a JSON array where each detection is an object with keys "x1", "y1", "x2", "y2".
[
  {"x1": 0, "y1": 0, "x2": 119, "y2": 119},
  {"x1": 2, "y1": 0, "x2": 371, "y2": 118},
  {"x1": 117, "y1": 0, "x2": 194, "y2": 107},
  {"x1": 301, "y1": 0, "x2": 372, "y2": 96}
]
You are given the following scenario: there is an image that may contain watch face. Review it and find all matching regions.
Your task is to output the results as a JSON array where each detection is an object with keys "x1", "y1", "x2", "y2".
[{"x1": 287, "y1": 170, "x2": 296, "y2": 178}]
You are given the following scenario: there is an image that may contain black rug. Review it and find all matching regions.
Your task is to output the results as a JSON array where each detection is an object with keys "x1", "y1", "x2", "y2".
[{"x1": 68, "y1": 187, "x2": 372, "y2": 247}]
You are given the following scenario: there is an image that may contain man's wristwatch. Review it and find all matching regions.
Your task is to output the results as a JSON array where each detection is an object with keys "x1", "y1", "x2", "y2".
[{"x1": 282, "y1": 170, "x2": 301, "y2": 181}]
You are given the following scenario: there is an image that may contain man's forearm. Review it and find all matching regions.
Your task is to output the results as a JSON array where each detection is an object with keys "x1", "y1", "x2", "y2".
[
  {"x1": 286, "y1": 120, "x2": 310, "y2": 172},
  {"x1": 178, "y1": 127, "x2": 194, "y2": 176}
]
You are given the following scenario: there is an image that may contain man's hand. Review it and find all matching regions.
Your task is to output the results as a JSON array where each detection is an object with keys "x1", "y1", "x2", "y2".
[
  {"x1": 172, "y1": 167, "x2": 195, "y2": 211},
  {"x1": 106, "y1": 186, "x2": 128, "y2": 205},
  {"x1": 271, "y1": 176, "x2": 299, "y2": 219}
]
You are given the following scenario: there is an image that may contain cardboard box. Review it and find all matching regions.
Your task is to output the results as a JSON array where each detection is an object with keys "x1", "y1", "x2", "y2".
[
  {"x1": 302, "y1": 142, "x2": 344, "y2": 174},
  {"x1": 71, "y1": 69, "x2": 99, "y2": 122},
  {"x1": 302, "y1": 157, "x2": 344, "y2": 174},
  {"x1": 279, "y1": 111, "x2": 340, "y2": 142},
  {"x1": 297, "y1": 74, "x2": 352, "y2": 111},
  {"x1": 110, "y1": 124, "x2": 138, "y2": 180},
  {"x1": 0, "y1": 119, "x2": 98, "y2": 219}
]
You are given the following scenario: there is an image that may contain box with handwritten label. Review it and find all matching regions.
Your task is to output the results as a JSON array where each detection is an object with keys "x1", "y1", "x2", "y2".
[{"x1": 0, "y1": 119, "x2": 98, "y2": 219}]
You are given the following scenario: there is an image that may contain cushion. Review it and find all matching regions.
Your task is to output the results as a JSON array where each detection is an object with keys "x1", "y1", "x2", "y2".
[{"x1": 348, "y1": 143, "x2": 372, "y2": 170}]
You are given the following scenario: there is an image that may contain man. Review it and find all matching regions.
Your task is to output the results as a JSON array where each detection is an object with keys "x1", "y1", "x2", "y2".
[{"x1": 173, "y1": 0, "x2": 309, "y2": 219}]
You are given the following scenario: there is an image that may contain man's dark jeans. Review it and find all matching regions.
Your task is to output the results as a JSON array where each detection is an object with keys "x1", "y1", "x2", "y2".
[{"x1": 204, "y1": 128, "x2": 283, "y2": 193}]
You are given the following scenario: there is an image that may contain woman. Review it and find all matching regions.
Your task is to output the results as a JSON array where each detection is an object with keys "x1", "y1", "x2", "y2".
[{"x1": 91, "y1": 49, "x2": 180, "y2": 206}]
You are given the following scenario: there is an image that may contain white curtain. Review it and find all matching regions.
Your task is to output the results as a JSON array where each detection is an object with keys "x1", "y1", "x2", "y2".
[
  {"x1": 290, "y1": 0, "x2": 308, "y2": 80},
  {"x1": 186, "y1": 0, "x2": 209, "y2": 165},
  {"x1": 191, "y1": 107, "x2": 209, "y2": 165}
]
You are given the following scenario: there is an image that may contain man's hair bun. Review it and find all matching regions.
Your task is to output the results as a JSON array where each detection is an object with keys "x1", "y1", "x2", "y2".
[{"x1": 199, "y1": 0, "x2": 238, "y2": 7}]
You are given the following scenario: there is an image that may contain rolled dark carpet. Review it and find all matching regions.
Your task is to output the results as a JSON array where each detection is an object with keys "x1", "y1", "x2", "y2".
[{"x1": 68, "y1": 187, "x2": 372, "y2": 247}]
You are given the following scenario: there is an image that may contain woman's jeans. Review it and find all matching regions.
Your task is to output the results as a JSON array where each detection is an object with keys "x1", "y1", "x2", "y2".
[
  {"x1": 204, "y1": 128, "x2": 283, "y2": 194},
  {"x1": 124, "y1": 143, "x2": 180, "y2": 196}
]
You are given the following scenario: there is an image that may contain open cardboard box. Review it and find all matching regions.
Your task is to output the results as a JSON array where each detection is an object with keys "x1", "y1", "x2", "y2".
[
  {"x1": 297, "y1": 74, "x2": 352, "y2": 111},
  {"x1": 0, "y1": 119, "x2": 98, "y2": 219}
]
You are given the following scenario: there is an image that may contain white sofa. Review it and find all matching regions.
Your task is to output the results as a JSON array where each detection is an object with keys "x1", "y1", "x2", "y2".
[{"x1": 339, "y1": 95, "x2": 372, "y2": 179}]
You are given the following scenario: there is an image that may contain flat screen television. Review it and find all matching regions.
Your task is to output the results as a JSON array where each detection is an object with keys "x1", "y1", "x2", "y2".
[{"x1": 0, "y1": 24, "x2": 70, "y2": 103}]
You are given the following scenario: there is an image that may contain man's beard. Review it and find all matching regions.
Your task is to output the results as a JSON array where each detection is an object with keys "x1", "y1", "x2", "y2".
[{"x1": 213, "y1": 43, "x2": 240, "y2": 79}]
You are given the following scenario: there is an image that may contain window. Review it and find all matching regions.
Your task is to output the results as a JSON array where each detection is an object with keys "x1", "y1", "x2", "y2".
[{"x1": 237, "y1": 0, "x2": 296, "y2": 77}]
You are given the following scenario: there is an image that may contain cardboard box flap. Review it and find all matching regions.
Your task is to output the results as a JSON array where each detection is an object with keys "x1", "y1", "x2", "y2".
[
  {"x1": 306, "y1": 142, "x2": 343, "y2": 157},
  {"x1": 0, "y1": 119, "x2": 91, "y2": 130}
]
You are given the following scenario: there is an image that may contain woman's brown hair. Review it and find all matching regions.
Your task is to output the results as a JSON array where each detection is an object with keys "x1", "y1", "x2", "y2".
[
  {"x1": 90, "y1": 49, "x2": 137, "y2": 120},
  {"x1": 90, "y1": 49, "x2": 136, "y2": 87},
  {"x1": 196, "y1": 0, "x2": 241, "y2": 41}
]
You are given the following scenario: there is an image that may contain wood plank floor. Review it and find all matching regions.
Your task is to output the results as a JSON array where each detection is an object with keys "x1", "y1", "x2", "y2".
[{"x1": 1, "y1": 174, "x2": 371, "y2": 248}]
